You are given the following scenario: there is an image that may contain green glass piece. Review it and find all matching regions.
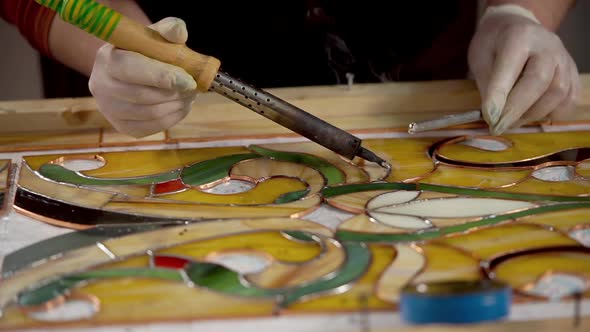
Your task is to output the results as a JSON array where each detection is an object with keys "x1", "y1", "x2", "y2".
[
  {"x1": 274, "y1": 189, "x2": 310, "y2": 204},
  {"x1": 180, "y1": 153, "x2": 258, "y2": 186},
  {"x1": 323, "y1": 182, "x2": 590, "y2": 202},
  {"x1": 279, "y1": 242, "x2": 371, "y2": 307},
  {"x1": 337, "y1": 202, "x2": 590, "y2": 243},
  {"x1": 185, "y1": 262, "x2": 278, "y2": 297},
  {"x1": 38, "y1": 164, "x2": 180, "y2": 186},
  {"x1": 249, "y1": 145, "x2": 345, "y2": 185},
  {"x1": 418, "y1": 183, "x2": 590, "y2": 202},
  {"x1": 322, "y1": 183, "x2": 417, "y2": 198},
  {"x1": 2, "y1": 223, "x2": 171, "y2": 279},
  {"x1": 18, "y1": 268, "x2": 182, "y2": 306}
]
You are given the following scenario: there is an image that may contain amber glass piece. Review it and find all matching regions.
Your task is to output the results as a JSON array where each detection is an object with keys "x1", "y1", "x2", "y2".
[
  {"x1": 521, "y1": 207, "x2": 590, "y2": 232},
  {"x1": 24, "y1": 146, "x2": 251, "y2": 178},
  {"x1": 499, "y1": 177, "x2": 590, "y2": 196},
  {"x1": 420, "y1": 165, "x2": 530, "y2": 189},
  {"x1": 577, "y1": 159, "x2": 590, "y2": 179},
  {"x1": 436, "y1": 131, "x2": 590, "y2": 165},
  {"x1": 284, "y1": 245, "x2": 395, "y2": 312},
  {"x1": 492, "y1": 249, "x2": 590, "y2": 298},
  {"x1": 246, "y1": 238, "x2": 345, "y2": 289},
  {"x1": 158, "y1": 231, "x2": 322, "y2": 264},
  {"x1": 362, "y1": 138, "x2": 437, "y2": 182},
  {"x1": 412, "y1": 243, "x2": 481, "y2": 284},
  {"x1": 438, "y1": 223, "x2": 579, "y2": 260}
]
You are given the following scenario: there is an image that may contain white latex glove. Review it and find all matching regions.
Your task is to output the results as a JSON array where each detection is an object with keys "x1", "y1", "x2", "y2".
[
  {"x1": 89, "y1": 17, "x2": 198, "y2": 138},
  {"x1": 468, "y1": 5, "x2": 580, "y2": 135}
]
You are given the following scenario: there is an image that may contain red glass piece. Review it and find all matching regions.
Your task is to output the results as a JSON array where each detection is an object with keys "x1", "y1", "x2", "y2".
[
  {"x1": 153, "y1": 178, "x2": 186, "y2": 195},
  {"x1": 154, "y1": 255, "x2": 190, "y2": 269}
]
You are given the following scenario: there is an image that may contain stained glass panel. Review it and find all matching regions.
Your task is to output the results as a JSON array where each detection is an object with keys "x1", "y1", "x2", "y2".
[{"x1": 2, "y1": 131, "x2": 590, "y2": 330}]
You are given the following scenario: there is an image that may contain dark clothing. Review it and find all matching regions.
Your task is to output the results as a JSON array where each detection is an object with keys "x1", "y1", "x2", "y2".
[
  {"x1": 139, "y1": 0, "x2": 477, "y2": 88},
  {"x1": 43, "y1": 1, "x2": 477, "y2": 97}
]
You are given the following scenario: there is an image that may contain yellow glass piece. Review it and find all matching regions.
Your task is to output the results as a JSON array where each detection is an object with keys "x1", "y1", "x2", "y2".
[
  {"x1": 499, "y1": 177, "x2": 590, "y2": 196},
  {"x1": 362, "y1": 138, "x2": 437, "y2": 182},
  {"x1": 438, "y1": 223, "x2": 580, "y2": 260},
  {"x1": 158, "y1": 231, "x2": 321, "y2": 264},
  {"x1": 520, "y1": 208, "x2": 590, "y2": 232},
  {"x1": 493, "y1": 251, "x2": 590, "y2": 296},
  {"x1": 105, "y1": 195, "x2": 321, "y2": 220},
  {"x1": 229, "y1": 158, "x2": 325, "y2": 195},
  {"x1": 24, "y1": 146, "x2": 250, "y2": 177},
  {"x1": 0, "y1": 218, "x2": 333, "y2": 310},
  {"x1": 19, "y1": 163, "x2": 112, "y2": 210},
  {"x1": 577, "y1": 159, "x2": 590, "y2": 179},
  {"x1": 246, "y1": 238, "x2": 345, "y2": 289},
  {"x1": 421, "y1": 165, "x2": 530, "y2": 188},
  {"x1": 326, "y1": 190, "x2": 390, "y2": 214},
  {"x1": 257, "y1": 142, "x2": 369, "y2": 183},
  {"x1": 376, "y1": 244, "x2": 424, "y2": 303},
  {"x1": 83, "y1": 184, "x2": 151, "y2": 197},
  {"x1": 412, "y1": 243, "x2": 481, "y2": 284},
  {"x1": 99, "y1": 256, "x2": 150, "y2": 270},
  {"x1": 436, "y1": 131, "x2": 590, "y2": 164},
  {"x1": 285, "y1": 245, "x2": 396, "y2": 312},
  {"x1": 0, "y1": 279, "x2": 276, "y2": 330},
  {"x1": 338, "y1": 214, "x2": 407, "y2": 234},
  {"x1": 161, "y1": 177, "x2": 307, "y2": 205}
]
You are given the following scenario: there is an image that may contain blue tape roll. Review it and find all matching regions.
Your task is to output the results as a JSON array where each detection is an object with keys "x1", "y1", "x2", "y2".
[{"x1": 400, "y1": 280, "x2": 511, "y2": 324}]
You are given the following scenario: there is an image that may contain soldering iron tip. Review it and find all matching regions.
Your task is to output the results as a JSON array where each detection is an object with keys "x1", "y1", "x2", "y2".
[{"x1": 357, "y1": 147, "x2": 391, "y2": 170}]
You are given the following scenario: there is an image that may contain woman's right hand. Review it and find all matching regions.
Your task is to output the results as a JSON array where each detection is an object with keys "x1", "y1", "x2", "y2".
[{"x1": 89, "y1": 17, "x2": 198, "y2": 138}]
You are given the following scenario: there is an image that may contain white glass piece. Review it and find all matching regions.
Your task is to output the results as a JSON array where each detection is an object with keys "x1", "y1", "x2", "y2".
[
  {"x1": 203, "y1": 179, "x2": 255, "y2": 194},
  {"x1": 532, "y1": 166, "x2": 575, "y2": 182},
  {"x1": 367, "y1": 191, "x2": 420, "y2": 210},
  {"x1": 60, "y1": 159, "x2": 105, "y2": 172},
  {"x1": 459, "y1": 137, "x2": 509, "y2": 151},
  {"x1": 372, "y1": 197, "x2": 535, "y2": 218},
  {"x1": 369, "y1": 212, "x2": 431, "y2": 229},
  {"x1": 526, "y1": 273, "x2": 589, "y2": 301},
  {"x1": 28, "y1": 299, "x2": 97, "y2": 321},
  {"x1": 570, "y1": 228, "x2": 590, "y2": 247},
  {"x1": 376, "y1": 245, "x2": 425, "y2": 302},
  {"x1": 207, "y1": 252, "x2": 270, "y2": 274}
]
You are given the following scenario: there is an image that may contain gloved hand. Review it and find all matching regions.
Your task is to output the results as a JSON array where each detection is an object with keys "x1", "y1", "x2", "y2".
[
  {"x1": 89, "y1": 17, "x2": 197, "y2": 138},
  {"x1": 468, "y1": 5, "x2": 580, "y2": 135}
]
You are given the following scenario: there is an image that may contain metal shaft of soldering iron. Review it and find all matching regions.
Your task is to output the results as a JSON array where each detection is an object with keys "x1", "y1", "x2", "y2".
[
  {"x1": 212, "y1": 72, "x2": 388, "y2": 167},
  {"x1": 408, "y1": 110, "x2": 483, "y2": 134}
]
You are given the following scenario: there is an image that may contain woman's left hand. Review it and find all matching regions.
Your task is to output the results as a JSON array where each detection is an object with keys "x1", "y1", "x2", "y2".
[{"x1": 468, "y1": 5, "x2": 580, "y2": 135}]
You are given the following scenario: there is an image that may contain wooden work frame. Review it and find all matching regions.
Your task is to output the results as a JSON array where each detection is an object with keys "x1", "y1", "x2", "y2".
[{"x1": 0, "y1": 75, "x2": 589, "y2": 152}]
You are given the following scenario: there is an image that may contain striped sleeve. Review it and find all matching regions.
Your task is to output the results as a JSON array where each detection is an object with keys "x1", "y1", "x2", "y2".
[{"x1": 0, "y1": 0, "x2": 57, "y2": 57}]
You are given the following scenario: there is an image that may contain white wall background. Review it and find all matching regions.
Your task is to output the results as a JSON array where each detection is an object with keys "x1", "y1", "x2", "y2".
[{"x1": 0, "y1": 2, "x2": 588, "y2": 101}]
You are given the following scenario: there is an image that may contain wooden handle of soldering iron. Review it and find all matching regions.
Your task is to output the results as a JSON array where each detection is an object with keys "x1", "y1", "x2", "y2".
[{"x1": 35, "y1": 0, "x2": 221, "y2": 92}]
